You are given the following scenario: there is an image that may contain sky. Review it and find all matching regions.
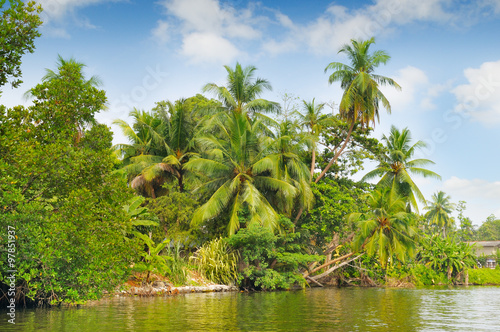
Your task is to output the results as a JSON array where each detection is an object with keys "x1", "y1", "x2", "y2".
[{"x1": 2, "y1": 0, "x2": 500, "y2": 226}]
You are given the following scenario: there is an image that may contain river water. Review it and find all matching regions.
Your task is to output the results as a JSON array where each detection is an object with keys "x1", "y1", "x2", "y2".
[{"x1": 2, "y1": 286, "x2": 500, "y2": 331}]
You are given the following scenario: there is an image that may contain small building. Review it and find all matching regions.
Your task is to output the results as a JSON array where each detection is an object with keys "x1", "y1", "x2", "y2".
[{"x1": 467, "y1": 241, "x2": 500, "y2": 269}]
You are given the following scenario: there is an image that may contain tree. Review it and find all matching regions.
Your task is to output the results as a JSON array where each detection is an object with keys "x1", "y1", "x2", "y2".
[
  {"x1": 202, "y1": 62, "x2": 280, "y2": 119},
  {"x1": 317, "y1": 37, "x2": 400, "y2": 183},
  {"x1": 27, "y1": 56, "x2": 107, "y2": 145},
  {"x1": 114, "y1": 99, "x2": 196, "y2": 196},
  {"x1": 456, "y1": 200, "x2": 475, "y2": 241},
  {"x1": 362, "y1": 126, "x2": 441, "y2": 212},
  {"x1": 0, "y1": 57, "x2": 138, "y2": 305},
  {"x1": 477, "y1": 214, "x2": 500, "y2": 241},
  {"x1": 350, "y1": 188, "x2": 417, "y2": 268},
  {"x1": 424, "y1": 191, "x2": 455, "y2": 237},
  {"x1": 295, "y1": 98, "x2": 331, "y2": 176},
  {"x1": 0, "y1": 0, "x2": 42, "y2": 93},
  {"x1": 418, "y1": 235, "x2": 477, "y2": 281},
  {"x1": 185, "y1": 111, "x2": 298, "y2": 235}
]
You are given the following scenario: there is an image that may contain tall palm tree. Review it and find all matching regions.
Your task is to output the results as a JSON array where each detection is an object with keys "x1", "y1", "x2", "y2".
[
  {"x1": 202, "y1": 62, "x2": 280, "y2": 120},
  {"x1": 265, "y1": 119, "x2": 314, "y2": 217},
  {"x1": 362, "y1": 126, "x2": 441, "y2": 212},
  {"x1": 424, "y1": 191, "x2": 456, "y2": 237},
  {"x1": 185, "y1": 111, "x2": 298, "y2": 235},
  {"x1": 350, "y1": 187, "x2": 417, "y2": 268},
  {"x1": 294, "y1": 99, "x2": 332, "y2": 176},
  {"x1": 317, "y1": 37, "x2": 400, "y2": 183}
]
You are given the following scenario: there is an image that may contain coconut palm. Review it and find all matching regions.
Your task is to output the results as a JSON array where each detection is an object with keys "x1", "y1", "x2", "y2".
[
  {"x1": 184, "y1": 111, "x2": 298, "y2": 235},
  {"x1": 264, "y1": 119, "x2": 314, "y2": 216},
  {"x1": 424, "y1": 191, "x2": 456, "y2": 237},
  {"x1": 362, "y1": 126, "x2": 441, "y2": 212},
  {"x1": 114, "y1": 100, "x2": 195, "y2": 196},
  {"x1": 317, "y1": 37, "x2": 400, "y2": 183},
  {"x1": 202, "y1": 62, "x2": 280, "y2": 120},
  {"x1": 294, "y1": 99, "x2": 332, "y2": 176},
  {"x1": 350, "y1": 187, "x2": 417, "y2": 268}
]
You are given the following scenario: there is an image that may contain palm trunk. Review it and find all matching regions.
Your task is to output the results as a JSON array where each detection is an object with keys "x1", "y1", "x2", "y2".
[
  {"x1": 310, "y1": 148, "x2": 316, "y2": 177},
  {"x1": 178, "y1": 172, "x2": 184, "y2": 193},
  {"x1": 314, "y1": 120, "x2": 355, "y2": 184}
]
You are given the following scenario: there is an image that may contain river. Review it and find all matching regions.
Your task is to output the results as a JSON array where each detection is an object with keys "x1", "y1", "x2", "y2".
[{"x1": 2, "y1": 286, "x2": 500, "y2": 331}]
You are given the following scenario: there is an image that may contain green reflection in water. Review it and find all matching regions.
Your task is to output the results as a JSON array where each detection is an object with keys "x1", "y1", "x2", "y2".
[{"x1": 2, "y1": 286, "x2": 500, "y2": 331}]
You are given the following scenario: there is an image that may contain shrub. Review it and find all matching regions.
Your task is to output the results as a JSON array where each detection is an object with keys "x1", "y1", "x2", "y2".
[
  {"x1": 468, "y1": 268, "x2": 500, "y2": 285},
  {"x1": 190, "y1": 237, "x2": 239, "y2": 285}
]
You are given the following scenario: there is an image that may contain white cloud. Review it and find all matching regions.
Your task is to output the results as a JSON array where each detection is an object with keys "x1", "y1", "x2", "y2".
[
  {"x1": 37, "y1": 0, "x2": 116, "y2": 21},
  {"x1": 181, "y1": 32, "x2": 240, "y2": 64},
  {"x1": 441, "y1": 176, "x2": 500, "y2": 224},
  {"x1": 380, "y1": 66, "x2": 428, "y2": 111},
  {"x1": 263, "y1": 0, "x2": 461, "y2": 57},
  {"x1": 158, "y1": 0, "x2": 261, "y2": 63},
  {"x1": 452, "y1": 60, "x2": 500, "y2": 126},
  {"x1": 369, "y1": 0, "x2": 454, "y2": 25},
  {"x1": 36, "y1": 0, "x2": 122, "y2": 37},
  {"x1": 151, "y1": 20, "x2": 170, "y2": 45}
]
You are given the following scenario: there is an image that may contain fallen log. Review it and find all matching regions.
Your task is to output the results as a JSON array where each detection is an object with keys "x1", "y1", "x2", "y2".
[
  {"x1": 303, "y1": 252, "x2": 355, "y2": 278},
  {"x1": 308, "y1": 254, "x2": 363, "y2": 282},
  {"x1": 306, "y1": 276, "x2": 324, "y2": 287}
]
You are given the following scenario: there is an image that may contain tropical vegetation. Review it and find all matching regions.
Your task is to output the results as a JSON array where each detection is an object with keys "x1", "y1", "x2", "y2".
[{"x1": 1, "y1": 10, "x2": 498, "y2": 308}]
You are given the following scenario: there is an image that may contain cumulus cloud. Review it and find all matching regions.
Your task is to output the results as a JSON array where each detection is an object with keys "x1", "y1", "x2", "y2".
[
  {"x1": 262, "y1": 0, "x2": 460, "y2": 57},
  {"x1": 157, "y1": 0, "x2": 262, "y2": 64},
  {"x1": 452, "y1": 60, "x2": 500, "y2": 126},
  {"x1": 380, "y1": 66, "x2": 428, "y2": 111},
  {"x1": 180, "y1": 32, "x2": 240, "y2": 64}
]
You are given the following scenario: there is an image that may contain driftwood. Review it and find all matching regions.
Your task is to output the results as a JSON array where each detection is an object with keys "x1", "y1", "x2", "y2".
[
  {"x1": 303, "y1": 252, "x2": 355, "y2": 278},
  {"x1": 308, "y1": 254, "x2": 363, "y2": 282}
]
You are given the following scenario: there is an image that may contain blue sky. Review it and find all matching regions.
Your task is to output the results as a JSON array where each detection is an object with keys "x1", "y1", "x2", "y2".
[{"x1": 2, "y1": 0, "x2": 500, "y2": 226}]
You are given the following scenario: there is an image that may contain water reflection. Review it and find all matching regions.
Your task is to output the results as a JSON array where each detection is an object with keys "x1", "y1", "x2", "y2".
[{"x1": 1, "y1": 286, "x2": 500, "y2": 331}]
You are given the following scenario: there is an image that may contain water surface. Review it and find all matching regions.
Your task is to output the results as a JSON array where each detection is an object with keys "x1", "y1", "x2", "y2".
[{"x1": 2, "y1": 286, "x2": 500, "y2": 331}]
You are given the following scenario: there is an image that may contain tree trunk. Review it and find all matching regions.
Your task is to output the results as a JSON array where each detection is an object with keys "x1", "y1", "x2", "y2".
[
  {"x1": 309, "y1": 254, "x2": 363, "y2": 281},
  {"x1": 303, "y1": 252, "x2": 355, "y2": 278},
  {"x1": 178, "y1": 172, "x2": 184, "y2": 193},
  {"x1": 310, "y1": 148, "x2": 316, "y2": 177},
  {"x1": 314, "y1": 120, "x2": 355, "y2": 184}
]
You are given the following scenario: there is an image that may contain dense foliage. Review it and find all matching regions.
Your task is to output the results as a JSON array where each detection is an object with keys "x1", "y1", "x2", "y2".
[
  {"x1": 0, "y1": 0, "x2": 42, "y2": 92},
  {"x1": 2, "y1": 32, "x2": 499, "y2": 307}
]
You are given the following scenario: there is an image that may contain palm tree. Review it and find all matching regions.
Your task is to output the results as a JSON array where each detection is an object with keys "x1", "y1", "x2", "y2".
[
  {"x1": 202, "y1": 62, "x2": 280, "y2": 119},
  {"x1": 184, "y1": 111, "x2": 298, "y2": 235},
  {"x1": 317, "y1": 37, "x2": 400, "y2": 183},
  {"x1": 294, "y1": 99, "x2": 332, "y2": 176},
  {"x1": 114, "y1": 100, "x2": 195, "y2": 196},
  {"x1": 424, "y1": 191, "x2": 456, "y2": 237},
  {"x1": 265, "y1": 119, "x2": 314, "y2": 217},
  {"x1": 350, "y1": 187, "x2": 417, "y2": 268},
  {"x1": 362, "y1": 126, "x2": 441, "y2": 212}
]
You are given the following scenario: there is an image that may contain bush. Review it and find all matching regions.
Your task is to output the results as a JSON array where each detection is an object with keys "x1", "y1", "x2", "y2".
[
  {"x1": 409, "y1": 265, "x2": 448, "y2": 286},
  {"x1": 227, "y1": 220, "x2": 318, "y2": 290},
  {"x1": 468, "y1": 268, "x2": 500, "y2": 285}
]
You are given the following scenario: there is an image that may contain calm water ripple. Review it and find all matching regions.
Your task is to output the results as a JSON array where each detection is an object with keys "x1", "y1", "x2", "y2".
[{"x1": 1, "y1": 286, "x2": 500, "y2": 331}]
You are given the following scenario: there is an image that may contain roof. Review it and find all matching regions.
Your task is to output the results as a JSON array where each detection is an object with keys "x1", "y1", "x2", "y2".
[{"x1": 467, "y1": 241, "x2": 500, "y2": 247}]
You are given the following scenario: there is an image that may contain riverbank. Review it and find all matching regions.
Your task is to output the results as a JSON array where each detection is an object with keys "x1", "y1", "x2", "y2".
[{"x1": 118, "y1": 282, "x2": 239, "y2": 297}]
